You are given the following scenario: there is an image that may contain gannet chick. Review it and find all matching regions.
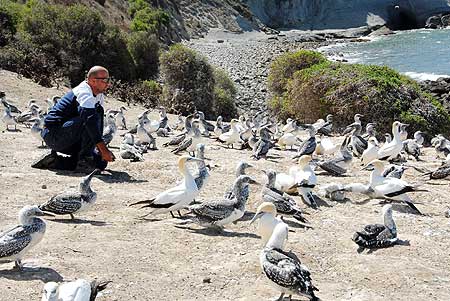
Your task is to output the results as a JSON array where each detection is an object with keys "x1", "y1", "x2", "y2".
[
  {"x1": 250, "y1": 202, "x2": 287, "y2": 246},
  {"x1": 434, "y1": 137, "x2": 450, "y2": 158},
  {"x1": 120, "y1": 133, "x2": 145, "y2": 162},
  {"x1": 16, "y1": 103, "x2": 41, "y2": 125},
  {"x1": 102, "y1": 113, "x2": 117, "y2": 146},
  {"x1": 352, "y1": 204, "x2": 398, "y2": 251},
  {"x1": 413, "y1": 130, "x2": 424, "y2": 146},
  {"x1": 188, "y1": 175, "x2": 258, "y2": 228},
  {"x1": 399, "y1": 123, "x2": 409, "y2": 141},
  {"x1": 426, "y1": 161, "x2": 450, "y2": 179},
  {"x1": 224, "y1": 161, "x2": 253, "y2": 200},
  {"x1": 163, "y1": 114, "x2": 195, "y2": 147},
  {"x1": 42, "y1": 279, "x2": 110, "y2": 301},
  {"x1": 314, "y1": 136, "x2": 337, "y2": 156},
  {"x1": 343, "y1": 113, "x2": 363, "y2": 135},
  {"x1": 115, "y1": 106, "x2": 127, "y2": 129},
  {"x1": 361, "y1": 137, "x2": 379, "y2": 165},
  {"x1": 252, "y1": 126, "x2": 273, "y2": 160},
  {"x1": 192, "y1": 143, "x2": 210, "y2": 191},
  {"x1": 260, "y1": 223, "x2": 320, "y2": 301},
  {"x1": 293, "y1": 126, "x2": 316, "y2": 159},
  {"x1": 315, "y1": 137, "x2": 352, "y2": 176},
  {"x1": 137, "y1": 117, "x2": 156, "y2": 150},
  {"x1": 318, "y1": 183, "x2": 345, "y2": 202},
  {"x1": 378, "y1": 121, "x2": 404, "y2": 160},
  {"x1": 173, "y1": 114, "x2": 184, "y2": 131},
  {"x1": 129, "y1": 156, "x2": 203, "y2": 218},
  {"x1": 316, "y1": 114, "x2": 333, "y2": 136},
  {"x1": 348, "y1": 123, "x2": 368, "y2": 157},
  {"x1": 261, "y1": 170, "x2": 307, "y2": 223},
  {"x1": 362, "y1": 123, "x2": 376, "y2": 140},
  {"x1": 218, "y1": 119, "x2": 242, "y2": 148},
  {"x1": 0, "y1": 205, "x2": 52, "y2": 269},
  {"x1": 39, "y1": 169, "x2": 99, "y2": 219},
  {"x1": 30, "y1": 117, "x2": 45, "y2": 147}
]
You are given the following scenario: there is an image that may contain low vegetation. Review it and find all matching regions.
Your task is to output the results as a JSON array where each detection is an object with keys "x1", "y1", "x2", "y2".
[{"x1": 269, "y1": 50, "x2": 450, "y2": 136}]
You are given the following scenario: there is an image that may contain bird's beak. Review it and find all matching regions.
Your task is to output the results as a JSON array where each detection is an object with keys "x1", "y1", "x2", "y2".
[
  {"x1": 35, "y1": 209, "x2": 55, "y2": 217},
  {"x1": 249, "y1": 212, "x2": 263, "y2": 225}
]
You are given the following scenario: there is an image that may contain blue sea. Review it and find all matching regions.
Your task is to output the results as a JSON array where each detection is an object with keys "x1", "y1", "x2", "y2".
[{"x1": 319, "y1": 28, "x2": 450, "y2": 81}]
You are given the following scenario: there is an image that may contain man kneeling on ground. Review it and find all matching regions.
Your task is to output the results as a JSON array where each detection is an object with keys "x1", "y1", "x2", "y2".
[{"x1": 32, "y1": 66, "x2": 115, "y2": 171}]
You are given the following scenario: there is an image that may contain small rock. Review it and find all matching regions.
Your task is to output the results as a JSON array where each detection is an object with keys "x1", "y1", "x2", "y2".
[
  {"x1": 217, "y1": 39, "x2": 224, "y2": 43},
  {"x1": 202, "y1": 277, "x2": 211, "y2": 283},
  {"x1": 42, "y1": 184, "x2": 47, "y2": 189}
]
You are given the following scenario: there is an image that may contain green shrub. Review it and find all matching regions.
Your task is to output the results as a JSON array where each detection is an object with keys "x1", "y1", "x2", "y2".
[
  {"x1": 130, "y1": 6, "x2": 170, "y2": 33},
  {"x1": 268, "y1": 50, "x2": 450, "y2": 136},
  {"x1": 160, "y1": 44, "x2": 215, "y2": 118},
  {"x1": 0, "y1": 1, "x2": 24, "y2": 46},
  {"x1": 109, "y1": 79, "x2": 162, "y2": 108},
  {"x1": 268, "y1": 50, "x2": 327, "y2": 94},
  {"x1": 127, "y1": 31, "x2": 159, "y2": 79},
  {"x1": 213, "y1": 68, "x2": 237, "y2": 121}
]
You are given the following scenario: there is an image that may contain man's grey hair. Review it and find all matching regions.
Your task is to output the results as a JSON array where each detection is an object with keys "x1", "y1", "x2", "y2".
[{"x1": 87, "y1": 66, "x2": 109, "y2": 79}]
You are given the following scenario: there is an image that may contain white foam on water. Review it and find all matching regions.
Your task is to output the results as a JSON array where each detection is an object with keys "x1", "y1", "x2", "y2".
[{"x1": 403, "y1": 72, "x2": 450, "y2": 81}]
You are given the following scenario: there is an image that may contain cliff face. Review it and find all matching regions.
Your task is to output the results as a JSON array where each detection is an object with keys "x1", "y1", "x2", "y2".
[{"x1": 243, "y1": 0, "x2": 450, "y2": 30}]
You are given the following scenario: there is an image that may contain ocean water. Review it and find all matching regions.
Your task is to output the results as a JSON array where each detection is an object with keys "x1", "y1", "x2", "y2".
[{"x1": 319, "y1": 28, "x2": 450, "y2": 81}]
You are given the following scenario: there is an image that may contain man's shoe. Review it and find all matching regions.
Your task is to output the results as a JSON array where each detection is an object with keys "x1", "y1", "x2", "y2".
[{"x1": 31, "y1": 151, "x2": 57, "y2": 169}]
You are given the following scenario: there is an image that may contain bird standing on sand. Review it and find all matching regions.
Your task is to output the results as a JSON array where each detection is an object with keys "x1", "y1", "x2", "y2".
[
  {"x1": 39, "y1": 169, "x2": 99, "y2": 219},
  {"x1": 293, "y1": 125, "x2": 317, "y2": 159},
  {"x1": 224, "y1": 161, "x2": 253, "y2": 200},
  {"x1": 218, "y1": 119, "x2": 242, "y2": 148},
  {"x1": 292, "y1": 156, "x2": 318, "y2": 208},
  {"x1": 250, "y1": 202, "x2": 287, "y2": 246},
  {"x1": 171, "y1": 120, "x2": 202, "y2": 156},
  {"x1": 102, "y1": 113, "x2": 117, "y2": 146},
  {"x1": 377, "y1": 121, "x2": 405, "y2": 160},
  {"x1": 352, "y1": 204, "x2": 398, "y2": 252},
  {"x1": 0, "y1": 205, "x2": 52, "y2": 270},
  {"x1": 120, "y1": 133, "x2": 145, "y2": 162},
  {"x1": 129, "y1": 156, "x2": 203, "y2": 218},
  {"x1": 259, "y1": 223, "x2": 320, "y2": 301}
]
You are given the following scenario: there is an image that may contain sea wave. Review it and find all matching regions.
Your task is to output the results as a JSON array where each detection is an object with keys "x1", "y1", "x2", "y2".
[{"x1": 403, "y1": 72, "x2": 450, "y2": 82}]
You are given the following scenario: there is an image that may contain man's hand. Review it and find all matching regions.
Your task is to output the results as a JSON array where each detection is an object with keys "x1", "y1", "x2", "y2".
[{"x1": 96, "y1": 141, "x2": 116, "y2": 162}]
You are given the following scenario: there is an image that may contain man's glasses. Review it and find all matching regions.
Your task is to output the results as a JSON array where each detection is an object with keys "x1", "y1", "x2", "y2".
[{"x1": 94, "y1": 77, "x2": 111, "y2": 83}]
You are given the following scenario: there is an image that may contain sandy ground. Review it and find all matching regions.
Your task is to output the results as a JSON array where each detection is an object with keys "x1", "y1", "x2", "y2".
[{"x1": 1, "y1": 69, "x2": 450, "y2": 300}]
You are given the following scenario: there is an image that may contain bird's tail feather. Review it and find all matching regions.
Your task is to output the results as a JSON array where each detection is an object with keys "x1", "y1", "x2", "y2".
[
  {"x1": 129, "y1": 198, "x2": 155, "y2": 207},
  {"x1": 90, "y1": 280, "x2": 111, "y2": 301}
]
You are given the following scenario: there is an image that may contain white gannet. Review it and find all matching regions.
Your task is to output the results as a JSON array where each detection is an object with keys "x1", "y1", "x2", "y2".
[
  {"x1": 196, "y1": 111, "x2": 214, "y2": 136},
  {"x1": 39, "y1": 169, "x2": 99, "y2": 219},
  {"x1": 352, "y1": 204, "x2": 398, "y2": 251},
  {"x1": 261, "y1": 170, "x2": 307, "y2": 223},
  {"x1": 314, "y1": 136, "x2": 337, "y2": 156},
  {"x1": 188, "y1": 175, "x2": 258, "y2": 228},
  {"x1": 218, "y1": 119, "x2": 242, "y2": 148},
  {"x1": 171, "y1": 120, "x2": 201, "y2": 156},
  {"x1": 282, "y1": 118, "x2": 295, "y2": 133},
  {"x1": 129, "y1": 156, "x2": 203, "y2": 218},
  {"x1": 292, "y1": 156, "x2": 318, "y2": 208},
  {"x1": 361, "y1": 137, "x2": 379, "y2": 165},
  {"x1": 413, "y1": 130, "x2": 424, "y2": 146},
  {"x1": 293, "y1": 126, "x2": 316, "y2": 159},
  {"x1": 259, "y1": 222, "x2": 320, "y2": 301},
  {"x1": 378, "y1": 121, "x2": 404, "y2": 160},
  {"x1": 224, "y1": 161, "x2": 253, "y2": 200},
  {"x1": 250, "y1": 202, "x2": 286, "y2": 246},
  {"x1": 0, "y1": 205, "x2": 52, "y2": 269},
  {"x1": 102, "y1": 112, "x2": 117, "y2": 146},
  {"x1": 42, "y1": 279, "x2": 110, "y2": 301},
  {"x1": 120, "y1": 133, "x2": 145, "y2": 162}
]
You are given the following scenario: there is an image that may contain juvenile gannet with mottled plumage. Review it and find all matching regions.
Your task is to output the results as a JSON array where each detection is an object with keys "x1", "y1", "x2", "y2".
[
  {"x1": 252, "y1": 126, "x2": 273, "y2": 160},
  {"x1": 2, "y1": 105, "x2": 17, "y2": 130},
  {"x1": 218, "y1": 119, "x2": 242, "y2": 148},
  {"x1": 261, "y1": 170, "x2": 307, "y2": 223},
  {"x1": 352, "y1": 204, "x2": 398, "y2": 251},
  {"x1": 129, "y1": 156, "x2": 203, "y2": 218},
  {"x1": 192, "y1": 143, "x2": 210, "y2": 191},
  {"x1": 16, "y1": 103, "x2": 41, "y2": 125},
  {"x1": 214, "y1": 116, "x2": 229, "y2": 136},
  {"x1": 102, "y1": 113, "x2": 117, "y2": 146},
  {"x1": 196, "y1": 111, "x2": 214, "y2": 136},
  {"x1": 46, "y1": 95, "x2": 60, "y2": 114},
  {"x1": 1, "y1": 93, "x2": 21, "y2": 114},
  {"x1": 39, "y1": 169, "x2": 99, "y2": 219},
  {"x1": 315, "y1": 137, "x2": 352, "y2": 176},
  {"x1": 0, "y1": 205, "x2": 52, "y2": 269},
  {"x1": 188, "y1": 175, "x2": 258, "y2": 228},
  {"x1": 343, "y1": 113, "x2": 363, "y2": 135},
  {"x1": 434, "y1": 137, "x2": 450, "y2": 158},
  {"x1": 259, "y1": 222, "x2": 320, "y2": 301},
  {"x1": 42, "y1": 279, "x2": 110, "y2": 301},
  {"x1": 399, "y1": 123, "x2": 409, "y2": 141},
  {"x1": 316, "y1": 114, "x2": 333, "y2": 136},
  {"x1": 120, "y1": 133, "x2": 145, "y2": 162},
  {"x1": 382, "y1": 164, "x2": 407, "y2": 179},
  {"x1": 384, "y1": 133, "x2": 392, "y2": 144},
  {"x1": 173, "y1": 114, "x2": 184, "y2": 131},
  {"x1": 378, "y1": 121, "x2": 405, "y2": 160},
  {"x1": 362, "y1": 123, "x2": 376, "y2": 141},
  {"x1": 115, "y1": 105, "x2": 127, "y2": 129},
  {"x1": 137, "y1": 117, "x2": 156, "y2": 149},
  {"x1": 293, "y1": 126, "x2": 316, "y2": 159},
  {"x1": 224, "y1": 161, "x2": 253, "y2": 200},
  {"x1": 163, "y1": 114, "x2": 195, "y2": 147},
  {"x1": 348, "y1": 123, "x2": 368, "y2": 157},
  {"x1": 30, "y1": 116, "x2": 45, "y2": 147},
  {"x1": 171, "y1": 120, "x2": 201, "y2": 156},
  {"x1": 250, "y1": 202, "x2": 287, "y2": 246}
]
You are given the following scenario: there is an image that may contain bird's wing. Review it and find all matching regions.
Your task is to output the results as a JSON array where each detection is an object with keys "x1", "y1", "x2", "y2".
[
  {"x1": 190, "y1": 199, "x2": 235, "y2": 220},
  {"x1": 172, "y1": 137, "x2": 192, "y2": 154},
  {"x1": 39, "y1": 193, "x2": 83, "y2": 215},
  {"x1": 0, "y1": 225, "x2": 32, "y2": 257}
]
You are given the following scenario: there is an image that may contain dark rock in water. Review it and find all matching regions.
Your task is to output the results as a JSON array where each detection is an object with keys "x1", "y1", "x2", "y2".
[
  {"x1": 442, "y1": 14, "x2": 450, "y2": 27},
  {"x1": 217, "y1": 39, "x2": 224, "y2": 43},
  {"x1": 425, "y1": 15, "x2": 442, "y2": 28},
  {"x1": 368, "y1": 25, "x2": 394, "y2": 37}
]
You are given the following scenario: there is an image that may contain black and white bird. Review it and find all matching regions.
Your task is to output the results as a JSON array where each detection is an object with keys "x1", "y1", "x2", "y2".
[
  {"x1": 224, "y1": 161, "x2": 253, "y2": 200},
  {"x1": 2, "y1": 106, "x2": 18, "y2": 131},
  {"x1": 171, "y1": 120, "x2": 202, "y2": 156},
  {"x1": 0, "y1": 205, "x2": 52, "y2": 270},
  {"x1": 291, "y1": 156, "x2": 318, "y2": 208},
  {"x1": 129, "y1": 156, "x2": 203, "y2": 218},
  {"x1": 115, "y1": 105, "x2": 127, "y2": 130},
  {"x1": 39, "y1": 169, "x2": 99, "y2": 219},
  {"x1": 252, "y1": 126, "x2": 273, "y2": 160},
  {"x1": 261, "y1": 169, "x2": 307, "y2": 223},
  {"x1": 136, "y1": 116, "x2": 157, "y2": 150},
  {"x1": 192, "y1": 143, "x2": 210, "y2": 191},
  {"x1": 1, "y1": 93, "x2": 21, "y2": 114},
  {"x1": 102, "y1": 113, "x2": 117, "y2": 146},
  {"x1": 188, "y1": 175, "x2": 259, "y2": 228},
  {"x1": 293, "y1": 125, "x2": 317, "y2": 159},
  {"x1": 259, "y1": 222, "x2": 320, "y2": 301},
  {"x1": 316, "y1": 114, "x2": 333, "y2": 136},
  {"x1": 42, "y1": 279, "x2": 110, "y2": 301},
  {"x1": 348, "y1": 123, "x2": 368, "y2": 157},
  {"x1": 315, "y1": 137, "x2": 353, "y2": 176},
  {"x1": 120, "y1": 133, "x2": 145, "y2": 162},
  {"x1": 352, "y1": 204, "x2": 398, "y2": 252},
  {"x1": 378, "y1": 121, "x2": 405, "y2": 160},
  {"x1": 343, "y1": 113, "x2": 363, "y2": 135}
]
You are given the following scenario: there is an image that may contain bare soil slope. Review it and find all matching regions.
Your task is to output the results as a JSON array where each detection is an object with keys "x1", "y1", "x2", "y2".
[{"x1": 1, "y1": 70, "x2": 450, "y2": 300}]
